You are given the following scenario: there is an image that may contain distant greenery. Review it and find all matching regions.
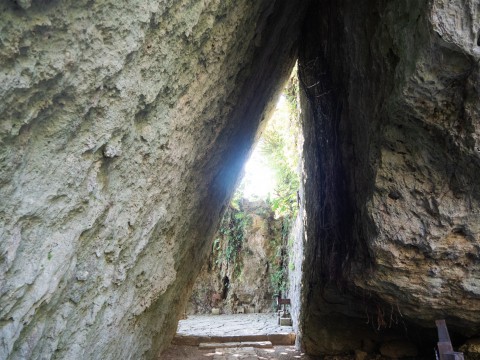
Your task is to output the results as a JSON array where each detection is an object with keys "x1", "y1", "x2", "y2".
[
  {"x1": 212, "y1": 199, "x2": 251, "y2": 278},
  {"x1": 284, "y1": 70, "x2": 300, "y2": 120},
  {"x1": 210, "y1": 68, "x2": 301, "y2": 299},
  {"x1": 263, "y1": 70, "x2": 300, "y2": 296},
  {"x1": 270, "y1": 265, "x2": 287, "y2": 295},
  {"x1": 270, "y1": 216, "x2": 294, "y2": 297},
  {"x1": 262, "y1": 72, "x2": 300, "y2": 218}
]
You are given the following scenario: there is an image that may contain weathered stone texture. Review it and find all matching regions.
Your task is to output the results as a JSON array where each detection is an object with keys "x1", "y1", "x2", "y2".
[
  {"x1": 188, "y1": 200, "x2": 285, "y2": 315},
  {"x1": 0, "y1": 0, "x2": 305, "y2": 358},
  {"x1": 299, "y1": 0, "x2": 480, "y2": 355},
  {"x1": 287, "y1": 210, "x2": 304, "y2": 347},
  {"x1": 363, "y1": 0, "x2": 480, "y2": 331},
  {"x1": 2, "y1": 0, "x2": 480, "y2": 358}
]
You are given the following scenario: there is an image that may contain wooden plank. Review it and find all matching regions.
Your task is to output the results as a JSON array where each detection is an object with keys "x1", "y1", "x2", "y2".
[
  {"x1": 436, "y1": 320, "x2": 452, "y2": 343},
  {"x1": 435, "y1": 320, "x2": 465, "y2": 360},
  {"x1": 438, "y1": 342, "x2": 454, "y2": 358},
  {"x1": 444, "y1": 352, "x2": 465, "y2": 360}
]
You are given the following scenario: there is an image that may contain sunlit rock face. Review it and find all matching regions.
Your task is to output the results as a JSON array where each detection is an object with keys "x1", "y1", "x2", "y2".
[
  {"x1": 0, "y1": 0, "x2": 306, "y2": 358},
  {"x1": 299, "y1": 0, "x2": 480, "y2": 355}
]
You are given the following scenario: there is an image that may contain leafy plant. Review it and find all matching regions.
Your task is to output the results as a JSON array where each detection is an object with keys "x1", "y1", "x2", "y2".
[
  {"x1": 261, "y1": 70, "x2": 300, "y2": 218},
  {"x1": 214, "y1": 201, "x2": 251, "y2": 278},
  {"x1": 206, "y1": 68, "x2": 301, "y2": 304},
  {"x1": 262, "y1": 68, "x2": 301, "y2": 296},
  {"x1": 270, "y1": 265, "x2": 287, "y2": 295}
]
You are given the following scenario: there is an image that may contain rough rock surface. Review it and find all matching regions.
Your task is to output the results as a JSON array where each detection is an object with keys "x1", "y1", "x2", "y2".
[
  {"x1": 2, "y1": 0, "x2": 480, "y2": 358},
  {"x1": 188, "y1": 200, "x2": 286, "y2": 315},
  {"x1": 0, "y1": 0, "x2": 306, "y2": 359},
  {"x1": 287, "y1": 203, "x2": 304, "y2": 346},
  {"x1": 460, "y1": 338, "x2": 480, "y2": 360},
  {"x1": 379, "y1": 340, "x2": 418, "y2": 359},
  {"x1": 298, "y1": 0, "x2": 480, "y2": 356}
]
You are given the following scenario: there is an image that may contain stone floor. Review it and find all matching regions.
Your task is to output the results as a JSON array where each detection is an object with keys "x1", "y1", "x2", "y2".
[
  {"x1": 173, "y1": 313, "x2": 295, "y2": 345},
  {"x1": 176, "y1": 313, "x2": 293, "y2": 337},
  {"x1": 161, "y1": 313, "x2": 305, "y2": 359}
]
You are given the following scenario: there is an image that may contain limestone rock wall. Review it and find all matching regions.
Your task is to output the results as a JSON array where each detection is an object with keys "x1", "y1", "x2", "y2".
[
  {"x1": 187, "y1": 199, "x2": 286, "y2": 315},
  {"x1": 0, "y1": 1, "x2": 307, "y2": 358},
  {"x1": 286, "y1": 209, "x2": 304, "y2": 347},
  {"x1": 3, "y1": 0, "x2": 479, "y2": 358},
  {"x1": 299, "y1": 0, "x2": 480, "y2": 355}
]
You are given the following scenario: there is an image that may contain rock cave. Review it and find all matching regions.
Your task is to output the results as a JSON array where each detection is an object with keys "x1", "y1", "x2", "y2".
[{"x1": 1, "y1": 0, "x2": 480, "y2": 359}]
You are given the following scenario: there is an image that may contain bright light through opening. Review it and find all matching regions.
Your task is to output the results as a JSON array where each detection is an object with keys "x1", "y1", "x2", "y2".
[
  {"x1": 241, "y1": 94, "x2": 290, "y2": 200},
  {"x1": 242, "y1": 142, "x2": 276, "y2": 199}
]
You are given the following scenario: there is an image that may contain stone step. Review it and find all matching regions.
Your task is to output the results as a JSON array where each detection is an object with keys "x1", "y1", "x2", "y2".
[
  {"x1": 199, "y1": 341, "x2": 273, "y2": 350},
  {"x1": 213, "y1": 347, "x2": 258, "y2": 360},
  {"x1": 173, "y1": 333, "x2": 295, "y2": 346}
]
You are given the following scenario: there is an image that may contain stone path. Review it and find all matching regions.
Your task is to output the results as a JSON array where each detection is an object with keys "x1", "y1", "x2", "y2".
[
  {"x1": 161, "y1": 313, "x2": 305, "y2": 359},
  {"x1": 173, "y1": 313, "x2": 295, "y2": 345},
  {"x1": 177, "y1": 313, "x2": 292, "y2": 337},
  {"x1": 213, "y1": 347, "x2": 257, "y2": 359}
]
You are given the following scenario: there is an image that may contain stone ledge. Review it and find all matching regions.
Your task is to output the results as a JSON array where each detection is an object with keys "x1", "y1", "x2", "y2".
[
  {"x1": 199, "y1": 341, "x2": 273, "y2": 349},
  {"x1": 173, "y1": 333, "x2": 295, "y2": 346}
]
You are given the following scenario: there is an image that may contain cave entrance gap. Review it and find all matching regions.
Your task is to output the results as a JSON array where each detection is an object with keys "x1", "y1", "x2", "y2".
[{"x1": 173, "y1": 66, "x2": 304, "y2": 347}]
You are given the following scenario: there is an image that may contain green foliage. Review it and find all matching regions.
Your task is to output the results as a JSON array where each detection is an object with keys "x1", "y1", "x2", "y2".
[
  {"x1": 263, "y1": 69, "x2": 300, "y2": 296},
  {"x1": 270, "y1": 266, "x2": 287, "y2": 295},
  {"x1": 230, "y1": 187, "x2": 244, "y2": 210},
  {"x1": 288, "y1": 261, "x2": 295, "y2": 271},
  {"x1": 261, "y1": 71, "x2": 300, "y2": 218},
  {"x1": 208, "y1": 68, "x2": 301, "y2": 302},
  {"x1": 284, "y1": 69, "x2": 300, "y2": 121},
  {"x1": 214, "y1": 202, "x2": 251, "y2": 277},
  {"x1": 270, "y1": 215, "x2": 295, "y2": 296},
  {"x1": 287, "y1": 226, "x2": 296, "y2": 272}
]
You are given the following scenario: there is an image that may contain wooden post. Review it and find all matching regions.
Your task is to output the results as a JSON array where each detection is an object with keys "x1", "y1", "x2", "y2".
[{"x1": 435, "y1": 320, "x2": 464, "y2": 360}]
